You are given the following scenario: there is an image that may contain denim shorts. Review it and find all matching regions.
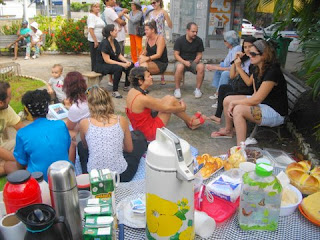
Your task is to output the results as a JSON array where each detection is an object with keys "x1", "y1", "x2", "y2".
[{"x1": 246, "y1": 96, "x2": 285, "y2": 127}]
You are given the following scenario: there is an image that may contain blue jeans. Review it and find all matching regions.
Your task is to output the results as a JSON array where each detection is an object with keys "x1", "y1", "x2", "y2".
[{"x1": 211, "y1": 62, "x2": 230, "y2": 91}]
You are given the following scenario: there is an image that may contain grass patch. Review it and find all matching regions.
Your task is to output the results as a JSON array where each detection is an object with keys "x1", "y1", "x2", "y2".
[
  {"x1": 10, "y1": 77, "x2": 46, "y2": 113},
  {"x1": 0, "y1": 176, "x2": 7, "y2": 191},
  {"x1": 124, "y1": 45, "x2": 130, "y2": 55}
]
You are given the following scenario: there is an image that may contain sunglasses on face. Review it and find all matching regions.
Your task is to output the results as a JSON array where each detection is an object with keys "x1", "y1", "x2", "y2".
[
  {"x1": 151, "y1": 1, "x2": 157, "y2": 5},
  {"x1": 249, "y1": 52, "x2": 261, "y2": 57}
]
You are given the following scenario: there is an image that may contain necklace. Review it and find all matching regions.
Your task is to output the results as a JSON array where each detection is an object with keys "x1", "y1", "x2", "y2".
[{"x1": 135, "y1": 86, "x2": 148, "y2": 95}]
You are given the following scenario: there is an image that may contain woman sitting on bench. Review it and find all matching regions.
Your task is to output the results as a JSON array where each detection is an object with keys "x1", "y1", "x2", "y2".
[
  {"x1": 211, "y1": 39, "x2": 288, "y2": 145},
  {"x1": 138, "y1": 20, "x2": 168, "y2": 78},
  {"x1": 95, "y1": 24, "x2": 134, "y2": 99},
  {"x1": 126, "y1": 67, "x2": 205, "y2": 142}
]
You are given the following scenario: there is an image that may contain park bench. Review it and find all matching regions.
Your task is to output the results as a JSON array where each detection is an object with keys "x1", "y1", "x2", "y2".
[
  {"x1": 82, "y1": 71, "x2": 102, "y2": 87},
  {"x1": 151, "y1": 63, "x2": 185, "y2": 85},
  {"x1": 249, "y1": 69, "x2": 311, "y2": 140},
  {"x1": 0, "y1": 34, "x2": 46, "y2": 56}
]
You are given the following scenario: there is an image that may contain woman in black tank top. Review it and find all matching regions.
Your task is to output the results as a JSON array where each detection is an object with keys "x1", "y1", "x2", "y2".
[{"x1": 138, "y1": 20, "x2": 168, "y2": 77}]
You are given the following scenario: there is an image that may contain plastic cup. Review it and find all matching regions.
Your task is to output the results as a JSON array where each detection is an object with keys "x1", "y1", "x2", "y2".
[
  {"x1": 78, "y1": 190, "x2": 92, "y2": 219},
  {"x1": 194, "y1": 210, "x2": 216, "y2": 238}
]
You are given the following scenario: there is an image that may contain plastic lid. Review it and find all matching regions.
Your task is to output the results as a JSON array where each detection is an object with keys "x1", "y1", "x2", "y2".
[
  {"x1": 31, "y1": 172, "x2": 44, "y2": 182},
  {"x1": 255, "y1": 163, "x2": 273, "y2": 177},
  {"x1": 7, "y1": 170, "x2": 31, "y2": 184}
]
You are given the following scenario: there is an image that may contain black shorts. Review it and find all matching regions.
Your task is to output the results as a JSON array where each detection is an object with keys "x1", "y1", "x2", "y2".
[
  {"x1": 153, "y1": 60, "x2": 168, "y2": 74},
  {"x1": 18, "y1": 39, "x2": 28, "y2": 47}
]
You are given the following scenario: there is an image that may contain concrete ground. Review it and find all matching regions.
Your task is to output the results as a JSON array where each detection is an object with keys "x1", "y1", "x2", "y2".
[{"x1": 0, "y1": 46, "x2": 304, "y2": 156}]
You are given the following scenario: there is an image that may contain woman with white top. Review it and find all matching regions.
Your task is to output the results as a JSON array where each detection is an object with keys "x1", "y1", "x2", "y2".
[
  {"x1": 87, "y1": 3, "x2": 106, "y2": 72},
  {"x1": 79, "y1": 86, "x2": 146, "y2": 181}
]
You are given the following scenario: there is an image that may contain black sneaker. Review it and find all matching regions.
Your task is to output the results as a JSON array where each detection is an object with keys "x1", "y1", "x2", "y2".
[{"x1": 112, "y1": 91, "x2": 122, "y2": 98}]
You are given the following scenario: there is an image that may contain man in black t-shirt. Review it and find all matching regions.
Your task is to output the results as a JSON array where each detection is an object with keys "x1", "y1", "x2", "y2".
[{"x1": 173, "y1": 22, "x2": 205, "y2": 99}]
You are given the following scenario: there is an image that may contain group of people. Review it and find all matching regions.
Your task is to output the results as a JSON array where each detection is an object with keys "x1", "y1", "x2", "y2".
[
  {"x1": 6, "y1": 21, "x2": 43, "y2": 60},
  {"x1": 0, "y1": 1, "x2": 288, "y2": 183},
  {"x1": 87, "y1": 0, "x2": 172, "y2": 98}
]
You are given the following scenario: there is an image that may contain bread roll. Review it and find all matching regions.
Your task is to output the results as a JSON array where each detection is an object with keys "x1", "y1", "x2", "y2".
[
  {"x1": 286, "y1": 160, "x2": 320, "y2": 195},
  {"x1": 301, "y1": 191, "x2": 320, "y2": 224}
]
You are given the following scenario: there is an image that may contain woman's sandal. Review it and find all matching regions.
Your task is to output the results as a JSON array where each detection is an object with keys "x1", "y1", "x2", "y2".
[
  {"x1": 187, "y1": 114, "x2": 205, "y2": 130},
  {"x1": 160, "y1": 76, "x2": 166, "y2": 85}
]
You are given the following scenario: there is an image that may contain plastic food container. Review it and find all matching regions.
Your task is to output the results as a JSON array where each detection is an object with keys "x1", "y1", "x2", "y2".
[
  {"x1": 194, "y1": 192, "x2": 239, "y2": 223},
  {"x1": 76, "y1": 174, "x2": 90, "y2": 191},
  {"x1": 280, "y1": 184, "x2": 302, "y2": 216}
]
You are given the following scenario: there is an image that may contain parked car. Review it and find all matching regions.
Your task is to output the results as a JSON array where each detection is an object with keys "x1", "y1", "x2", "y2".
[
  {"x1": 241, "y1": 19, "x2": 263, "y2": 38},
  {"x1": 264, "y1": 22, "x2": 301, "y2": 52}
]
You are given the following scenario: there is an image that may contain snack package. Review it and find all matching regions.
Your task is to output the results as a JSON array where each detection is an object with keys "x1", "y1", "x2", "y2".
[
  {"x1": 226, "y1": 142, "x2": 247, "y2": 169},
  {"x1": 83, "y1": 226, "x2": 112, "y2": 240},
  {"x1": 85, "y1": 216, "x2": 114, "y2": 228},
  {"x1": 89, "y1": 169, "x2": 115, "y2": 197},
  {"x1": 84, "y1": 205, "x2": 113, "y2": 217},
  {"x1": 206, "y1": 174, "x2": 242, "y2": 203}
]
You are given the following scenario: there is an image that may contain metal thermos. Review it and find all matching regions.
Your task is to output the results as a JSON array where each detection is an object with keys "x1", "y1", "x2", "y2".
[{"x1": 47, "y1": 161, "x2": 83, "y2": 240}]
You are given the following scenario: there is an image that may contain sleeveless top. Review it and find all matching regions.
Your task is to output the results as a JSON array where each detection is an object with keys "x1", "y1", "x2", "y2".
[
  {"x1": 149, "y1": 11, "x2": 166, "y2": 37},
  {"x1": 126, "y1": 93, "x2": 165, "y2": 141},
  {"x1": 86, "y1": 117, "x2": 128, "y2": 173},
  {"x1": 146, "y1": 36, "x2": 168, "y2": 63}
]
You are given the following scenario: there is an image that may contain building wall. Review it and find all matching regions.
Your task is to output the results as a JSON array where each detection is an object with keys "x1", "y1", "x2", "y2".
[{"x1": 0, "y1": 0, "x2": 37, "y2": 18}]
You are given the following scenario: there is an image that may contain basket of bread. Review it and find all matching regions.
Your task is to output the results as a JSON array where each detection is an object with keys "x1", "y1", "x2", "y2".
[
  {"x1": 196, "y1": 154, "x2": 223, "y2": 179},
  {"x1": 285, "y1": 160, "x2": 320, "y2": 195}
]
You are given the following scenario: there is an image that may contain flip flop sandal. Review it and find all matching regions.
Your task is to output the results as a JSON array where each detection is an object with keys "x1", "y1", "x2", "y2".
[
  {"x1": 160, "y1": 76, "x2": 166, "y2": 85},
  {"x1": 210, "y1": 131, "x2": 233, "y2": 139},
  {"x1": 187, "y1": 116, "x2": 205, "y2": 130},
  {"x1": 194, "y1": 112, "x2": 202, "y2": 119}
]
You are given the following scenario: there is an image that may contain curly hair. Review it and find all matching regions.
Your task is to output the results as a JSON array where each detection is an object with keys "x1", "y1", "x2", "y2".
[
  {"x1": 63, "y1": 71, "x2": 87, "y2": 104},
  {"x1": 87, "y1": 86, "x2": 114, "y2": 121},
  {"x1": 0, "y1": 81, "x2": 10, "y2": 102},
  {"x1": 129, "y1": 67, "x2": 148, "y2": 87},
  {"x1": 22, "y1": 89, "x2": 50, "y2": 117}
]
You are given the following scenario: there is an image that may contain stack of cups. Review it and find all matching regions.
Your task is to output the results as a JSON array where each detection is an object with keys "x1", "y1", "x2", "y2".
[{"x1": 194, "y1": 210, "x2": 216, "y2": 238}]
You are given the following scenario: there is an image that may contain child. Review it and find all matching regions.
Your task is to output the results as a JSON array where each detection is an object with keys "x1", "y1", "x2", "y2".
[
  {"x1": 25, "y1": 22, "x2": 43, "y2": 60},
  {"x1": 47, "y1": 64, "x2": 67, "y2": 104}
]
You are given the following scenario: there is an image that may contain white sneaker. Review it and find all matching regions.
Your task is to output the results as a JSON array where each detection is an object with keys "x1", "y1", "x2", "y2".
[
  {"x1": 209, "y1": 93, "x2": 218, "y2": 100},
  {"x1": 112, "y1": 91, "x2": 122, "y2": 98},
  {"x1": 32, "y1": 55, "x2": 38, "y2": 59},
  {"x1": 174, "y1": 89, "x2": 181, "y2": 99},
  {"x1": 24, "y1": 56, "x2": 30, "y2": 60},
  {"x1": 107, "y1": 82, "x2": 113, "y2": 87},
  {"x1": 211, "y1": 103, "x2": 218, "y2": 108},
  {"x1": 194, "y1": 89, "x2": 202, "y2": 99}
]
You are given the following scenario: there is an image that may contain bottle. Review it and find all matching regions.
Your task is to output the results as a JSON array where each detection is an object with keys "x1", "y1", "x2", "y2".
[
  {"x1": 3, "y1": 170, "x2": 42, "y2": 214},
  {"x1": 239, "y1": 163, "x2": 282, "y2": 231},
  {"x1": 47, "y1": 160, "x2": 82, "y2": 240},
  {"x1": 32, "y1": 172, "x2": 51, "y2": 206}
]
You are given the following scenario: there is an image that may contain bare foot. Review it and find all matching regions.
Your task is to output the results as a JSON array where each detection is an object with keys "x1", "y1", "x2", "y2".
[
  {"x1": 12, "y1": 57, "x2": 17, "y2": 60},
  {"x1": 206, "y1": 115, "x2": 221, "y2": 124}
]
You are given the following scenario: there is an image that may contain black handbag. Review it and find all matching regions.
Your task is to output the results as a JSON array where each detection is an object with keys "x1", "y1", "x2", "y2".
[{"x1": 136, "y1": 15, "x2": 145, "y2": 37}]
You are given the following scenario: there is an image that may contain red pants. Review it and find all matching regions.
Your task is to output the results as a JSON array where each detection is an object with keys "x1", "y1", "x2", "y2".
[{"x1": 129, "y1": 34, "x2": 142, "y2": 63}]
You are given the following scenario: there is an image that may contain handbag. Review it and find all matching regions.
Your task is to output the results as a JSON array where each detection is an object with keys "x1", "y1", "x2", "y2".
[{"x1": 136, "y1": 15, "x2": 145, "y2": 37}]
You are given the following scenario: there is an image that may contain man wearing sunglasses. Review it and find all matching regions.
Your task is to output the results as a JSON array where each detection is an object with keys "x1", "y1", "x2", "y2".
[{"x1": 173, "y1": 22, "x2": 205, "y2": 99}]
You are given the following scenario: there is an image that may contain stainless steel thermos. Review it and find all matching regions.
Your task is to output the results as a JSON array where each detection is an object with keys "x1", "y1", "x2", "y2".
[{"x1": 47, "y1": 161, "x2": 83, "y2": 240}]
